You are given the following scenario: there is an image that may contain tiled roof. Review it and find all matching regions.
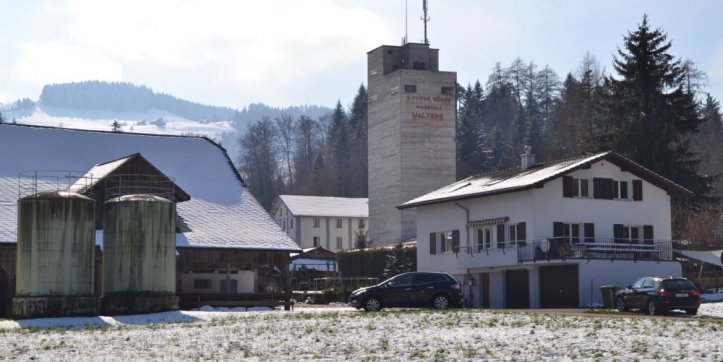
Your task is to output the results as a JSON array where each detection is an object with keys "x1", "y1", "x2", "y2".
[
  {"x1": 400, "y1": 151, "x2": 691, "y2": 208},
  {"x1": 0, "y1": 124, "x2": 300, "y2": 252},
  {"x1": 278, "y1": 195, "x2": 368, "y2": 218}
]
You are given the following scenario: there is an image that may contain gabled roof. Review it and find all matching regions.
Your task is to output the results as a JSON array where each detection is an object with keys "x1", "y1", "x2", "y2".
[
  {"x1": 277, "y1": 195, "x2": 368, "y2": 218},
  {"x1": 69, "y1": 152, "x2": 191, "y2": 202},
  {"x1": 399, "y1": 151, "x2": 692, "y2": 209},
  {"x1": 0, "y1": 124, "x2": 300, "y2": 252}
]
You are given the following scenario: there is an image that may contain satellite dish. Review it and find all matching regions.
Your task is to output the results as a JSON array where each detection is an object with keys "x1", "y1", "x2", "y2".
[{"x1": 539, "y1": 239, "x2": 551, "y2": 253}]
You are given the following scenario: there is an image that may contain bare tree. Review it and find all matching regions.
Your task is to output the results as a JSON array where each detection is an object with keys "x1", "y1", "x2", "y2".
[{"x1": 275, "y1": 114, "x2": 295, "y2": 191}]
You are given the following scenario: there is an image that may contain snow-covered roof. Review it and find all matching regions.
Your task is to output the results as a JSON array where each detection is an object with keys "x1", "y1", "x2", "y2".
[
  {"x1": 0, "y1": 124, "x2": 300, "y2": 252},
  {"x1": 400, "y1": 151, "x2": 691, "y2": 209},
  {"x1": 278, "y1": 195, "x2": 368, "y2": 218}
]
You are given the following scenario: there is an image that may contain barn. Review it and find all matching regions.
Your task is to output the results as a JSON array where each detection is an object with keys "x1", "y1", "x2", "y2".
[{"x1": 0, "y1": 124, "x2": 301, "y2": 317}]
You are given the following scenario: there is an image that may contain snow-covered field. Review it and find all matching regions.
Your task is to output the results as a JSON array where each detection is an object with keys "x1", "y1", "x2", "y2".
[{"x1": 1, "y1": 303, "x2": 722, "y2": 361}]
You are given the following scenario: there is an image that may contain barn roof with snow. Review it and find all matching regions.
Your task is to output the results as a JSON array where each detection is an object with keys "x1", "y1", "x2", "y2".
[
  {"x1": 0, "y1": 124, "x2": 300, "y2": 252},
  {"x1": 277, "y1": 195, "x2": 368, "y2": 218},
  {"x1": 399, "y1": 151, "x2": 691, "y2": 209}
]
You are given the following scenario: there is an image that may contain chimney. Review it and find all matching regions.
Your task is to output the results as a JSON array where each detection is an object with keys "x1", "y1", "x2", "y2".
[{"x1": 520, "y1": 146, "x2": 535, "y2": 170}]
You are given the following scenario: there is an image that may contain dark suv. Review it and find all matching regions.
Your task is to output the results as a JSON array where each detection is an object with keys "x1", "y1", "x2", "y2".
[
  {"x1": 615, "y1": 276, "x2": 701, "y2": 315},
  {"x1": 348, "y1": 272, "x2": 464, "y2": 312}
]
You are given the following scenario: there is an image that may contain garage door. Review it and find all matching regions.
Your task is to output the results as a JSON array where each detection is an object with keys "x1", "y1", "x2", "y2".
[
  {"x1": 540, "y1": 265, "x2": 579, "y2": 308},
  {"x1": 505, "y1": 270, "x2": 529, "y2": 308}
]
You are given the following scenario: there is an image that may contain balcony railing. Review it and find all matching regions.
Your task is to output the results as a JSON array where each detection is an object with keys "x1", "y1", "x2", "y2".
[{"x1": 456, "y1": 237, "x2": 674, "y2": 267}]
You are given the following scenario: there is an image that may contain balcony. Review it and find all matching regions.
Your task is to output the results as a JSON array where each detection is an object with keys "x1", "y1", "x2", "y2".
[{"x1": 456, "y1": 237, "x2": 674, "y2": 269}]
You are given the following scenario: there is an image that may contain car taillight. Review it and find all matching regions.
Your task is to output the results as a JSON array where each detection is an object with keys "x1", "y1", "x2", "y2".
[
  {"x1": 691, "y1": 289, "x2": 700, "y2": 297},
  {"x1": 659, "y1": 288, "x2": 672, "y2": 297}
]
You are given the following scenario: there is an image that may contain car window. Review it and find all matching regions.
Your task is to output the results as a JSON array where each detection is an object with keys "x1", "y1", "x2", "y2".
[
  {"x1": 385, "y1": 273, "x2": 413, "y2": 287},
  {"x1": 412, "y1": 274, "x2": 434, "y2": 285},
  {"x1": 642, "y1": 279, "x2": 655, "y2": 288},
  {"x1": 632, "y1": 278, "x2": 646, "y2": 289},
  {"x1": 661, "y1": 279, "x2": 696, "y2": 289}
]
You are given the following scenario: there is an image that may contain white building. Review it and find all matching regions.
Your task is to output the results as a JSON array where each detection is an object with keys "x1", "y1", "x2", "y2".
[
  {"x1": 273, "y1": 195, "x2": 369, "y2": 252},
  {"x1": 399, "y1": 150, "x2": 691, "y2": 308}
]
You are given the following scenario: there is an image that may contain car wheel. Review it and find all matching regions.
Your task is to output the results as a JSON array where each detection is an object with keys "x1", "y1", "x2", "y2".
[
  {"x1": 432, "y1": 294, "x2": 450, "y2": 310},
  {"x1": 685, "y1": 308, "x2": 698, "y2": 316},
  {"x1": 363, "y1": 297, "x2": 382, "y2": 312},
  {"x1": 616, "y1": 297, "x2": 628, "y2": 312},
  {"x1": 647, "y1": 300, "x2": 658, "y2": 315}
]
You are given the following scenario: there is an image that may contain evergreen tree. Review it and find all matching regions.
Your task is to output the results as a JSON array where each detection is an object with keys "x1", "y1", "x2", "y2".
[
  {"x1": 691, "y1": 95, "x2": 723, "y2": 196},
  {"x1": 456, "y1": 81, "x2": 485, "y2": 178},
  {"x1": 348, "y1": 85, "x2": 368, "y2": 197},
  {"x1": 383, "y1": 242, "x2": 413, "y2": 278},
  {"x1": 327, "y1": 101, "x2": 351, "y2": 196},
  {"x1": 594, "y1": 15, "x2": 709, "y2": 198},
  {"x1": 111, "y1": 120, "x2": 121, "y2": 132}
]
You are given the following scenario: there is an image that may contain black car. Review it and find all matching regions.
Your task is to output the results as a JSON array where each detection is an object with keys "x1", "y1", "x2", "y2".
[
  {"x1": 615, "y1": 276, "x2": 701, "y2": 315},
  {"x1": 348, "y1": 272, "x2": 464, "y2": 312}
]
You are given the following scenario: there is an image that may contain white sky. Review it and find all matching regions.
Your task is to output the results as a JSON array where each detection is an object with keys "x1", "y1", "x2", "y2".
[{"x1": 0, "y1": 0, "x2": 721, "y2": 109}]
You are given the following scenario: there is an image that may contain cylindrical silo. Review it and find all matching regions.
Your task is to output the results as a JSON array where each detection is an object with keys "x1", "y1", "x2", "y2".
[
  {"x1": 12, "y1": 191, "x2": 97, "y2": 319},
  {"x1": 100, "y1": 194, "x2": 178, "y2": 315}
]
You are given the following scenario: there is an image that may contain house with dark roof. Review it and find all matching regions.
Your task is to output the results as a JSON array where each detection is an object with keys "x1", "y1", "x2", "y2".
[
  {"x1": 398, "y1": 149, "x2": 691, "y2": 309},
  {"x1": 272, "y1": 195, "x2": 368, "y2": 251},
  {"x1": 0, "y1": 124, "x2": 301, "y2": 316}
]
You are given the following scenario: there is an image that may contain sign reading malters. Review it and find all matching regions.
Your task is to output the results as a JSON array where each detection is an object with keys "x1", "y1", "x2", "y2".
[{"x1": 406, "y1": 95, "x2": 453, "y2": 121}]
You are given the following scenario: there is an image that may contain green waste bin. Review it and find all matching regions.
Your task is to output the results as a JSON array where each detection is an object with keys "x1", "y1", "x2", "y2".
[{"x1": 600, "y1": 285, "x2": 619, "y2": 308}]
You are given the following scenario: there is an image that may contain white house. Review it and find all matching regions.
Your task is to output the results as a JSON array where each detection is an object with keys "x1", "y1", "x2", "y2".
[
  {"x1": 273, "y1": 195, "x2": 369, "y2": 251},
  {"x1": 399, "y1": 150, "x2": 691, "y2": 309}
]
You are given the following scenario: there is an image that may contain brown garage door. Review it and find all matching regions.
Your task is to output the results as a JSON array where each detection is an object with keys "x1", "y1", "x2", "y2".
[
  {"x1": 540, "y1": 265, "x2": 579, "y2": 308},
  {"x1": 505, "y1": 269, "x2": 529, "y2": 308}
]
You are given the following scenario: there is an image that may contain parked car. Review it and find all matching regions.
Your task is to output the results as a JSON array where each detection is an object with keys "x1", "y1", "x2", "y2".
[
  {"x1": 348, "y1": 272, "x2": 464, "y2": 312},
  {"x1": 615, "y1": 276, "x2": 700, "y2": 315}
]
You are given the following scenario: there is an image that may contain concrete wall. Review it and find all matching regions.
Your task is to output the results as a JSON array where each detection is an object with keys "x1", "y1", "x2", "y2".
[{"x1": 368, "y1": 44, "x2": 456, "y2": 245}]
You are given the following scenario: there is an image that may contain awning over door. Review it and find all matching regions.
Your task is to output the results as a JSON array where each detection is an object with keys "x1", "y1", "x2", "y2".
[
  {"x1": 679, "y1": 249, "x2": 723, "y2": 267},
  {"x1": 469, "y1": 217, "x2": 508, "y2": 228}
]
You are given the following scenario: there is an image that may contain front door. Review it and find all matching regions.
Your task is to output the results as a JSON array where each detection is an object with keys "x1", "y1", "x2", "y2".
[
  {"x1": 0, "y1": 267, "x2": 9, "y2": 317},
  {"x1": 481, "y1": 273, "x2": 490, "y2": 308},
  {"x1": 505, "y1": 269, "x2": 530, "y2": 308}
]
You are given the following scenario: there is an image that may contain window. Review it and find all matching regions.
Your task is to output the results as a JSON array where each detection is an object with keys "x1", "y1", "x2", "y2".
[
  {"x1": 563, "y1": 176, "x2": 589, "y2": 198},
  {"x1": 220, "y1": 279, "x2": 238, "y2": 293},
  {"x1": 613, "y1": 181, "x2": 629, "y2": 200},
  {"x1": 313, "y1": 236, "x2": 320, "y2": 247},
  {"x1": 441, "y1": 86, "x2": 454, "y2": 96},
  {"x1": 390, "y1": 85, "x2": 399, "y2": 95},
  {"x1": 313, "y1": 218, "x2": 320, "y2": 228},
  {"x1": 412, "y1": 62, "x2": 426, "y2": 70},
  {"x1": 476, "y1": 227, "x2": 494, "y2": 251},
  {"x1": 336, "y1": 237, "x2": 343, "y2": 249},
  {"x1": 429, "y1": 230, "x2": 459, "y2": 255},
  {"x1": 336, "y1": 218, "x2": 343, "y2": 229},
  {"x1": 289, "y1": 219, "x2": 294, "y2": 229},
  {"x1": 282, "y1": 220, "x2": 286, "y2": 229},
  {"x1": 404, "y1": 84, "x2": 417, "y2": 93},
  {"x1": 193, "y1": 279, "x2": 211, "y2": 289},
  {"x1": 554, "y1": 222, "x2": 594, "y2": 244},
  {"x1": 613, "y1": 224, "x2": 653, "y2": 244},
  {"x1": 508, "y1": 222, "x2": 527, "y2": 246},
  {"x1": 358, "y1": 219, "x2": 366, "y2": 229}
]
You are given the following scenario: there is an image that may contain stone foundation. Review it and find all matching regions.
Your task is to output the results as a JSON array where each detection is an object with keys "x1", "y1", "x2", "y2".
[
  {"x1": 100, "y1": 292, "x2": 178, "y2": 315},
  {"x1": 12, "y1": 295, "x2": 97, "y2": 319}
]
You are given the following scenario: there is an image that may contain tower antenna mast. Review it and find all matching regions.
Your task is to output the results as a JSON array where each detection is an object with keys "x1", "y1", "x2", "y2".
[{"x1": 421, "y1": 0, "x2": 430, "y2": 45}]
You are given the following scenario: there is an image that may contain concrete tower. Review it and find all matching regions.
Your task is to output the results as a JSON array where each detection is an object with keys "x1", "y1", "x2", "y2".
[{"x1": 367, "y1": 42, "x2": 457, "y2": 244}]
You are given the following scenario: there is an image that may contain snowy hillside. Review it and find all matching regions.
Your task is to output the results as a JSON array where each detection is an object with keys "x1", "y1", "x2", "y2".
[{"x1": 3, "y1": 105, "x2": 234, "y2": 142}]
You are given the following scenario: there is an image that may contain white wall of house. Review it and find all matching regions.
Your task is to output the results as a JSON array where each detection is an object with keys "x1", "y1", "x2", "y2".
[
  {"x1": 578, "y1": 260, "x2": 681, "y2": 307},
  {"x1": 180, "y1": 271, "x2": 255, "y2": 294},
  {"x1": 532, "y1": 161, "x2": 672, "y2": 241},
  {"x1": 415, "y1": 158, "x2": 681, "y2": 309},
  {"x1": 274, "y1": 205, "x2": 368, "y2": 252}
]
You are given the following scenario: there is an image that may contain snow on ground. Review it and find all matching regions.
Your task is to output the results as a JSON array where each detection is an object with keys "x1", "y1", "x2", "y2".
[{"x1": 1, "y1": 304, "x2": 722, "y2": 361}]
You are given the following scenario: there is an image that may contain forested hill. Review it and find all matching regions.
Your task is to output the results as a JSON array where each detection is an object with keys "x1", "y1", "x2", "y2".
[
  {"x1": 39, "y1": 81, "x2": 236, "y2": 121},
  {"x1": 37, "y1": 81, "x2": 330, "y2": 124}
]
